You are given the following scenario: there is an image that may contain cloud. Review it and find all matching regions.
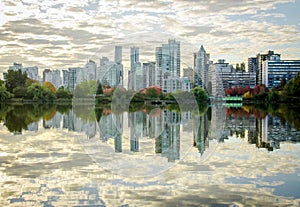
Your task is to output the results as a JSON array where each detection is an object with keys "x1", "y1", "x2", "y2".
[{"x1": 0, "y1": 0, "x2": 299, "y2": 74}]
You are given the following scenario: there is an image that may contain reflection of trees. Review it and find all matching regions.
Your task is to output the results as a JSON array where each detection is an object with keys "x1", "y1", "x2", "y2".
[
  {"x1": 2, "y1": 104, "x2": 70, "y2": 133},
  {"x1": 226, "y1": 106, "x2": 268, "y2": 119}
]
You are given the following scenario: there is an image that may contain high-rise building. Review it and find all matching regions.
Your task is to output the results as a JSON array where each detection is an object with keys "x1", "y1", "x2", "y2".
[
  {"x1": 84, "y1": 59, "x2": 97, "y2": 81},
  {"x1": 99, "y1": 57, "x2": 122, "y2": 87},
  {"x1": 23, "y1": 66, "x2": 39, "y2": 81},
  {"x1": 262, "y1": 59, "x2": 300, "y2": 88},
  {"x1": 8, "y1": 62, "x2": 23, "y2": 71},
  {"x1": 194, "y1": 45, "x2": 210, "y2": 88},
  {"x1": 128, "y1": 47, "x2": 142, "y2": 90},
  {"x1": 43, "y1": 69, "x2": 52, "y2": 83},
  {"x1": 7, "y1": 63, "x2": 39, "y2": 81},
  {"x1": 62, "y1": 70, "x2": 69, "y2": 89},
  {"x1": 130, "y1": 47, "x2": 139, "y2": 71},
  {"x1": 208, "y1": 59, "x2": 256, "y2": 97},
  {"x1": 68, "y1": 67, "x2": 82, "y2": 91},
  {"x1": 163, "y1": 39, "x2": 180, "y2": 76},
  {"x1": 155, "y1": 39, "x2": 180, "y2": 89},
  {"x1": 183, "y1": 67, "x2": 194, "y2": 86},
  {"x1": 256, "y1": 50, "x2": 280, "y2": 85},
  {"x1": 143, "y1": 62, "x2": 156, "y2": 88},
  {"x1": 115, "y1": 46, "x2": 122, "y2": 64},
  {"x1": 52, "y1": 70, "x2": 61, "y2": 89},
  {"x1": 248, "y1": 57, "x2": 257, "y2": 73}
]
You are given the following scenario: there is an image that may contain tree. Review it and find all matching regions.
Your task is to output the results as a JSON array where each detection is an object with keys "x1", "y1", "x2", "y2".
[
  {"x1": 284, "y1": 72, "x2": 300, "y2": 97},
  {"x1": 13, "y1": 87, "x2": 27, "y2": 98},
  {"x1": 96, "y1": 82, "x2": 104, "y2": 95},
  {"x1": 26, "y1": 83, "x2": 56, "y2": 102},
  {"x1": 243, "y1": 91, "x2": 253, "y2": 99},
  {"x1": 278, "y1": 77, "x2": 287, "y2": 90},
  {"x1": 56, "y1": 87, "x2": 72, "y2": 99},
  {"x1": 192, "y1": 87, "x2": 208, "y2": 102},
  {"x1": 44, "y1": 82, "x2": 57, "y2": 93},
  {"x1": 236, "y1": 63, "x2": 240, "y2": 71},
  {"x1": 0, "y1": 84, "x2": 13, "y2": 102},
  {"x1": 145, "y1": 88, "x2": 159, "y2": 99},
  {"x1": 5, "y1": 69, "x2": 28, "y2": 92},
  {"x1": 240, "y1": 63, "x2": 245, "y2": 72}
]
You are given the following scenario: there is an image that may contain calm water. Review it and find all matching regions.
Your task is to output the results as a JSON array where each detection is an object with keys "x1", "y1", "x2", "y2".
[{"x1": 0, "y1": 103, "x2": 299, "y2": 206}]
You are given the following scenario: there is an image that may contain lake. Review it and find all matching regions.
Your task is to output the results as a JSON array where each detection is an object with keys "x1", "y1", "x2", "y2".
[{"x1": 0, "y1": 103, "x2": 299, "y2": 206}]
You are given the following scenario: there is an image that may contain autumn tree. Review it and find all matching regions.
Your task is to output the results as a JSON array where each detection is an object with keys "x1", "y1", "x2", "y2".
[{"x1": 44, "y1": 81, "x2": 57, "y2": 93}]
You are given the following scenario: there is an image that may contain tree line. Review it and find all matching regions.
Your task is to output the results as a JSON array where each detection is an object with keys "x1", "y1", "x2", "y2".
[{"x1": 0, "y1": 69, "x2": 72, "y2": 102}]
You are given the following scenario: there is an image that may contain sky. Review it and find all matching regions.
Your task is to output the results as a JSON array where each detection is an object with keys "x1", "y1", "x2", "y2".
[{"x1": 0, "y1": 0, "x2": 299, "y2": 74}]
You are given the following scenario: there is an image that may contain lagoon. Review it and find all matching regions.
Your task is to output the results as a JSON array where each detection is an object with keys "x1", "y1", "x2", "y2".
[{"x1": 0, "y1": 103, "x2": 299, "y2": 206}]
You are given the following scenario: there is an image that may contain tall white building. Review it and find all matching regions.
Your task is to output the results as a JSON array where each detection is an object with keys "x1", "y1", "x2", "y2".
[
  {"x1": 128, "y1": 47, "x2": 142, "y2": 90},
  {"x1": 68, "y1": 67, "x2": 82, "y2": 91},
  {"x1": 23, "y1": 66, "x2": 39, "y2": 81},
  {"x1": 156, "y1": 39, "x2": 181, "y2": 90},
  {"x1": 115, "y1": 46, "x2": 122, "y2": 65},
  {"x1": 84, "y1": 59, "x2": 97, "y2": 81},
  {"x1": 130, "y1": 47, "x2": 139, "y2": 71},
  {"x1": 194, "y1": 45, "x2": 210, "y2": 88},
  {"x1": 99, "y1": 57, "x2": 122, "y2": 87},
  {"x1": 52, "y1": 70, "x2": 61, "y2": 89},
  {"x1": 143, "y1": 62, "x2": 156, "y2": 88}
]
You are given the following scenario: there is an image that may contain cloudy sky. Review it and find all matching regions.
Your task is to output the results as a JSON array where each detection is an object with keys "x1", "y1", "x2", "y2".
[{"x1": 0, "y1": 0, "x2": 299, "y2": 74}]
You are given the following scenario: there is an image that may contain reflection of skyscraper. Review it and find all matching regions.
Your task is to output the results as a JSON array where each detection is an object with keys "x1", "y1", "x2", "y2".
[
  {"x1": 193, "y1": 115, "x2": 204, "y2": 155},
  {"x1": 129, "y1": 111, "x2": 144, "y2": 152},
  {"x1": 156, "y1": 110, "x2": 181, "y2": 162},
  {"x1": 149, "y1": 108, "x2": 164, "y2": 139},
  {"x1": 99, "y1": 113, "x2": 123, "y2": 152}
]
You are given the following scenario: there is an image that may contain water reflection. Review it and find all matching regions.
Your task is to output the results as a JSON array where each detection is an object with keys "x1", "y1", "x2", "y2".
[
  {"x1": 224, "y1": 106, "x2": 300, "y2": 151},
  {"x1": 0, "y1": 103, "x2": 300, "y2": 206},
  {"x1": 1, "y1": 104, "x2": 300, "y2": 154}
]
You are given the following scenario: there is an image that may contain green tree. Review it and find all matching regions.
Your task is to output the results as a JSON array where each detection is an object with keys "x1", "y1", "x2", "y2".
[
  {"x1": 96, "y1": 82, "x2": 104, "y2": 95},
  {"x1": 240, "y1": 63, "x2": 246, "y2": 72},
  {"x1": 192, "y1": 87, "x2": 208, "y2": 102},
  {"x1": 145, "y1": 88, "x2": 159, "y2": 99},
  {"x1": 13, "y1": 86, "x2": 27, "y2": 98},
  {"x1": 0, "y1": 84, "x2": 13, "y2": 102},
  {"x1": 74, "y1": 80, "x2": 97, "y2": 98},
  {"x1": 27, "y1": 83, "x2": 56, "y2": 102},
  {"x1": 279, "y1": 77, "x2": 287, "y2": 90},
  {"x1": 56, "y1": 87, "x2": 72, "y2": 99},
  {"x1": 5, "y1": 69, "x2": 28, "y2": 92},
  {"x1": 236, "y1": 63, "x2": 240, "y2": 71},
  {"x1": 284, "y1": 72, "x2": 300, "y2": 97}
]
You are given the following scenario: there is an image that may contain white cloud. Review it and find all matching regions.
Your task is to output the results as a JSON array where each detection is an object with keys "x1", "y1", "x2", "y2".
[{"x1": 0, "y1": 0, "x2": 299, "y2": 73}]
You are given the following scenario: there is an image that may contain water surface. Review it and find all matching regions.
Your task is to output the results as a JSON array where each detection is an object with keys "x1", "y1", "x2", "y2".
[{"x1": 0, "y1": 103, "x2": 299, "y2": 206}]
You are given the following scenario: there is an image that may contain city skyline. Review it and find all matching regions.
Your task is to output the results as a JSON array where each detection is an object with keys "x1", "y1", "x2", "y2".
[{"x1": 0, "y1": 0, "x2": 299, "y2": 74}]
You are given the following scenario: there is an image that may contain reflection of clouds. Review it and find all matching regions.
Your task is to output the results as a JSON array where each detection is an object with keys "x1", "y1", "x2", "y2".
[{"x1": 0, "y1": 124, "x2": 300, "y2": 206}]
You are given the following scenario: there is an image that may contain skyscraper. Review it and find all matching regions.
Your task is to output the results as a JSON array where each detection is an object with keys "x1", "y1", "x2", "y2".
[
  {"x1": 248, "y1": 57, "x2": 257, "y2": 73},
  {"x1": 130, "y1": 47, "x2": 139, "y2": 71},
  {"x1": 194, "y1": 45, "x2": 210, "y2": 88},
  {"x1": 256, "y1": 50, "x2": 280, "y2": 85},
  {"x1": 155, "y1": 39, "x2": 180, "y2": 89},
  {"x1": 162, "y1": 39, "x2": 180, "y2": 76},
  {"x1": 128, "y1": 47, "x2": 142, "y2": 90},
  {"x1": 143, "y1": 62, "x2": 156, "y2": 88},
  {"x1": 115, "y1": 46, "x2": 122, "y2": 64}
]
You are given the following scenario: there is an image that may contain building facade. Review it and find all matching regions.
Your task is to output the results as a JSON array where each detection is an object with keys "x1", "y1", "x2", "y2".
[
  {"x1": 256, "y1": 50, "x2": 280, "y2": 85},
  {"x1": 262, "y1": 60, "x2": 300, "y2": 88},
  {"x1": 155, "y1": 39, "x2": 181, "y2": 90},
  {"x1": 194, "y1": 45, "x2": 210, "y2": 88}
]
